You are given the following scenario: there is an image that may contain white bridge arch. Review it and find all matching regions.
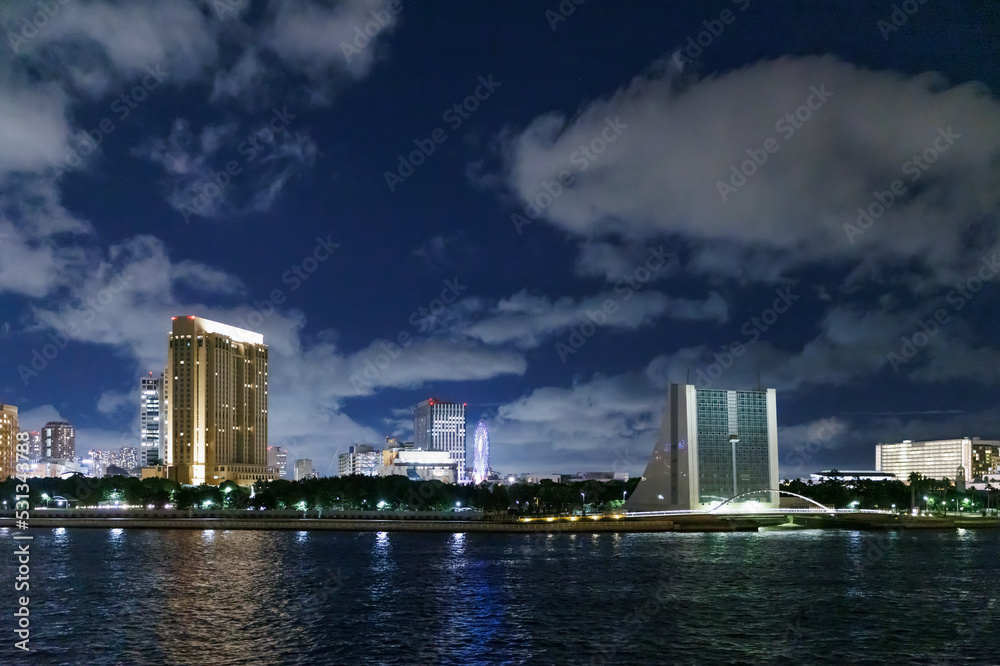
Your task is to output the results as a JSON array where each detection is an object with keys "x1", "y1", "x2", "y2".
[{"x1": 708, "y1": 489, "x2": 833, "y2": 513}]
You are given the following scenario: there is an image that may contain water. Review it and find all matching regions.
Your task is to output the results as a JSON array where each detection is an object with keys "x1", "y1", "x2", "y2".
[{"x1": 3, "y1": 527, "x2": 998, "y2": 665}]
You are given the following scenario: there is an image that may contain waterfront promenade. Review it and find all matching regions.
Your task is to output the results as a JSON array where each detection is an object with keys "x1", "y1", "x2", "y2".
[{"x1": 4, "y1": 508, "x2": 999, "y2": 532}]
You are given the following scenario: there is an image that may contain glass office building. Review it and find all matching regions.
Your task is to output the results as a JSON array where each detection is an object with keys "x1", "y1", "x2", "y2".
[{"x1": 626, "y1": 383, "x2": 779, "y2": 512}]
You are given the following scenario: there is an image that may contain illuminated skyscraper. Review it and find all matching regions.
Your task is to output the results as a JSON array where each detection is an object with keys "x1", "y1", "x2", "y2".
[
  {"x1": 414, "y1": 399, "x2": 467, "y2": 482},
  {"x1": 140, "y1": 372, "x2": 163, "y2": 467},
  {"x1": 626, "y1": 383, "x2": 779, "y2": 512},
  {"x1": 42, "y1": 421, "x2": 75, "y2": 460},
  {"x1": 0, "y1": 404, "x2": 19, "y2": 481},
  {"x1": 163, "y1": 316, "x2": 274, "y2": 486}
]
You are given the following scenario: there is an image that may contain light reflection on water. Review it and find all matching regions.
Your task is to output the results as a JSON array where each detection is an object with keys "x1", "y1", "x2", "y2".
[{"x1": 5, "y1": 529, "x2": 999, "y2": 665}]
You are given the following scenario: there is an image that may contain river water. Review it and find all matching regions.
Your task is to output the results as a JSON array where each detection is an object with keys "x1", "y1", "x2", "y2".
[{"x1": 2, "y1": 527, "x2": 997, "y2": 665}]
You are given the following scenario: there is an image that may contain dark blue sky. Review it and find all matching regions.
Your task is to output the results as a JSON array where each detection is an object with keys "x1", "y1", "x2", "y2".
[{"x1": 1, "y1": 0, "x2": 999, "y2": 477}]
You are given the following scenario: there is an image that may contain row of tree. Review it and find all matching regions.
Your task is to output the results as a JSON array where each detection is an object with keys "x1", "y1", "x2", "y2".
[
  {"x1": 780, "y1": 473, "x2": 1000, "y2": 514},
  {"x1": 0, "y1": 474, "x2": 641, "y2": 514}
]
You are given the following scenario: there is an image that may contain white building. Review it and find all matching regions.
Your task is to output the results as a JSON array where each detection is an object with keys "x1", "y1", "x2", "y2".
[
  {"x1": 339, "y1": 444, "x2": 381, "y2": 476},
  {"x1": 876, "y1": 437, "x2": 1000, "y2": 481},
  {"x1": 140, "y1": 372, "x2": 163, "y2": 467},
  {"x1": 294, "y1": 458, "x2": 315, "y2": 481},
  {"x1": 414, "y1": 399, "x2": 466, "y2": 482},
  {"x1": 626, "y1": 383, "x2": 779, "y2": 512},
  {"x1": 379, "y1": 447, "x2": 457, "y2": 483}
]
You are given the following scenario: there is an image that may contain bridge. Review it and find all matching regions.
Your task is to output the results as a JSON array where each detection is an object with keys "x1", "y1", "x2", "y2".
[{"x1": 625, "y1": 489, "x2": 892, "y2": 519}]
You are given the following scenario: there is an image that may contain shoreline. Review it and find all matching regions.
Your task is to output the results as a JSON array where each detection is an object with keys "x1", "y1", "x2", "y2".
[{"x1": 4, "y1": 510, "x2": 999, "y2": 533}]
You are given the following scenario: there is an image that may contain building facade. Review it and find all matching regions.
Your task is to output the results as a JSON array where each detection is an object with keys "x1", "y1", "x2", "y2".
[
  {"x1": 379, "y1": 447, "x2": 457, "y2": 483},
  {"x1": 18, "y1": 430, "x2": 41, "y2": 463},
  {"x1": 339, "y1": 444, "x2": 381, "y2": 476},
  {"x1": 414, "y1": 399, "x2": 466, "y2": 482},
  {"x1": 294, "y1": 458, "x2": 315, "y2": 481},
  {"x1": 140, "y1": 372, "x2": 163, "y2": 467},
  {"x1": 42, "y1": 421, "x2": 75, "y2": 461},
  {"x1": 626, "y1": 383, "x2": 779, "y2": 512},
  {"x1": 267, "y1": 446, "x2": 288, "y2": 479},
  {"x1": 876, "y1": 438, "x2": 1000, "y2": 481},
  {"x1": 163, "y1": 316, "x2": 274, "y2": 486},
  {"x1": 1, "y1": 404, "x2": 19, "y2": 481}
]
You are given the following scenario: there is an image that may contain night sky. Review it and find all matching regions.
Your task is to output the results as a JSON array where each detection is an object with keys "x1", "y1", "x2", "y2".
[{"x1": 1, "y1": 1, "x2": 999, "y2": 479}]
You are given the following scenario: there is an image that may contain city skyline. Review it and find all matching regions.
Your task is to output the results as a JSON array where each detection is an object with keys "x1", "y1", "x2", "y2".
[{"x1": 0, "y1": 2, "x2": 998, "y2": 479}]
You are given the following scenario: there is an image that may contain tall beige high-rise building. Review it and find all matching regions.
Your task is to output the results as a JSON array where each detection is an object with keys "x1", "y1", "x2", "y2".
[
  {"x1": 164, "y1": 316, "x2": 274, "y2": 486},
  {"x1": 1, "y1": 403, "x2": 19, "y2": 481}
]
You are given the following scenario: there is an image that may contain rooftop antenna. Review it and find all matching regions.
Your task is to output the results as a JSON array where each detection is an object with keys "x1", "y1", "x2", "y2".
[{"x1": 686, "y1": 366, "x2": 690, "y2": 385}]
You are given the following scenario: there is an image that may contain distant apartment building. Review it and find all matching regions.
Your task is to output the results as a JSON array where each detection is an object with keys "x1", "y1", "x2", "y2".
[
  {"x1": 414, "y1": 399, "x2": 466, "y2": 482},
  {"x1": 626, "y1": 383, "x2": 779, "y2": 512},
  {"x1": 339, "y1": 444, "x2": 381, "y2": 476},
  {"x1": 42, "y1": 421, "x2": 75, "y2": 461},
  {"x1": 17, "y1": 430, "x2": 41, "y2": 464},
  {"x1": 140, "y1": 372, "x2": 163, "y2": 467},
  {"x1": 267, "y1": 446, "x2": 288, "y2": 479},
  {"x1": 164, "y1": 316, "x2": 274, "y2": 486},
  {"x1": 1, "y1": 403, "x2": 19, "y2": 481},
  {"x1": 294, "y1": 458, "x2": 315, "y2": 481},
  {"x1": 876, "y1": 438, "x2": 1000, "y2": 481}
]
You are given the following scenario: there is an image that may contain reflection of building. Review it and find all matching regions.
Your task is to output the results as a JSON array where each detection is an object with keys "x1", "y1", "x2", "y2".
[
  {"x1": 294, "y1": 458, "x2": 315, "y2": 481},
  {"x1": 140, "y1": 372, "x2": 163, "y2": 467},
  {"x1": 626, "y1": 383, "x2": 779, "y2": 512},
  {"x1": 267, "y1": 446, "x2": 288, "y2": 479},
  {"x1": 876, "y1": 438, "x2": 1000, "y2": 481},
  {"x1": 1, "y1": 404, "x2": 19, "y2": 481},
  {"x1": 414, "y1": 399, "x2": 466, "y2": 482},
  {"x1": 164, "y1": 316, "x2": 275, "y2": 486},
  {"x1": 42, "y1": 421, "x2": 75, "y2": 460},
  {"x1": 339, "y1": 444, "x2": 381, "y2": 476},
  {"x1": 379, "y1": 445, "x2": 457, "y2": 483}
]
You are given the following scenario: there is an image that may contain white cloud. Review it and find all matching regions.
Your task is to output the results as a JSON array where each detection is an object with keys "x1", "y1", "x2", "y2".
[
  {"x1": 496, "y1": 55, "x2": 1000, "y2": 284},
  {"x1": 264, "y1": 0, "x2": 401, "y2": 80},
  {"x1": 461, "y1": 288, "x2": 727, "y2": 348}
]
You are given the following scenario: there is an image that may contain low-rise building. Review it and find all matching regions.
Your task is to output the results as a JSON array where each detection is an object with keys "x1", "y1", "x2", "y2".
[
  {"x1": 876, "y1": 437, "x2": 1000, "y2": 481},
  {"x1": 339, "y1": 444, "x2": 381, "y2": 476},
  {"x1": 379, "y1": 447, "x2": 457, "y2": 483}
]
